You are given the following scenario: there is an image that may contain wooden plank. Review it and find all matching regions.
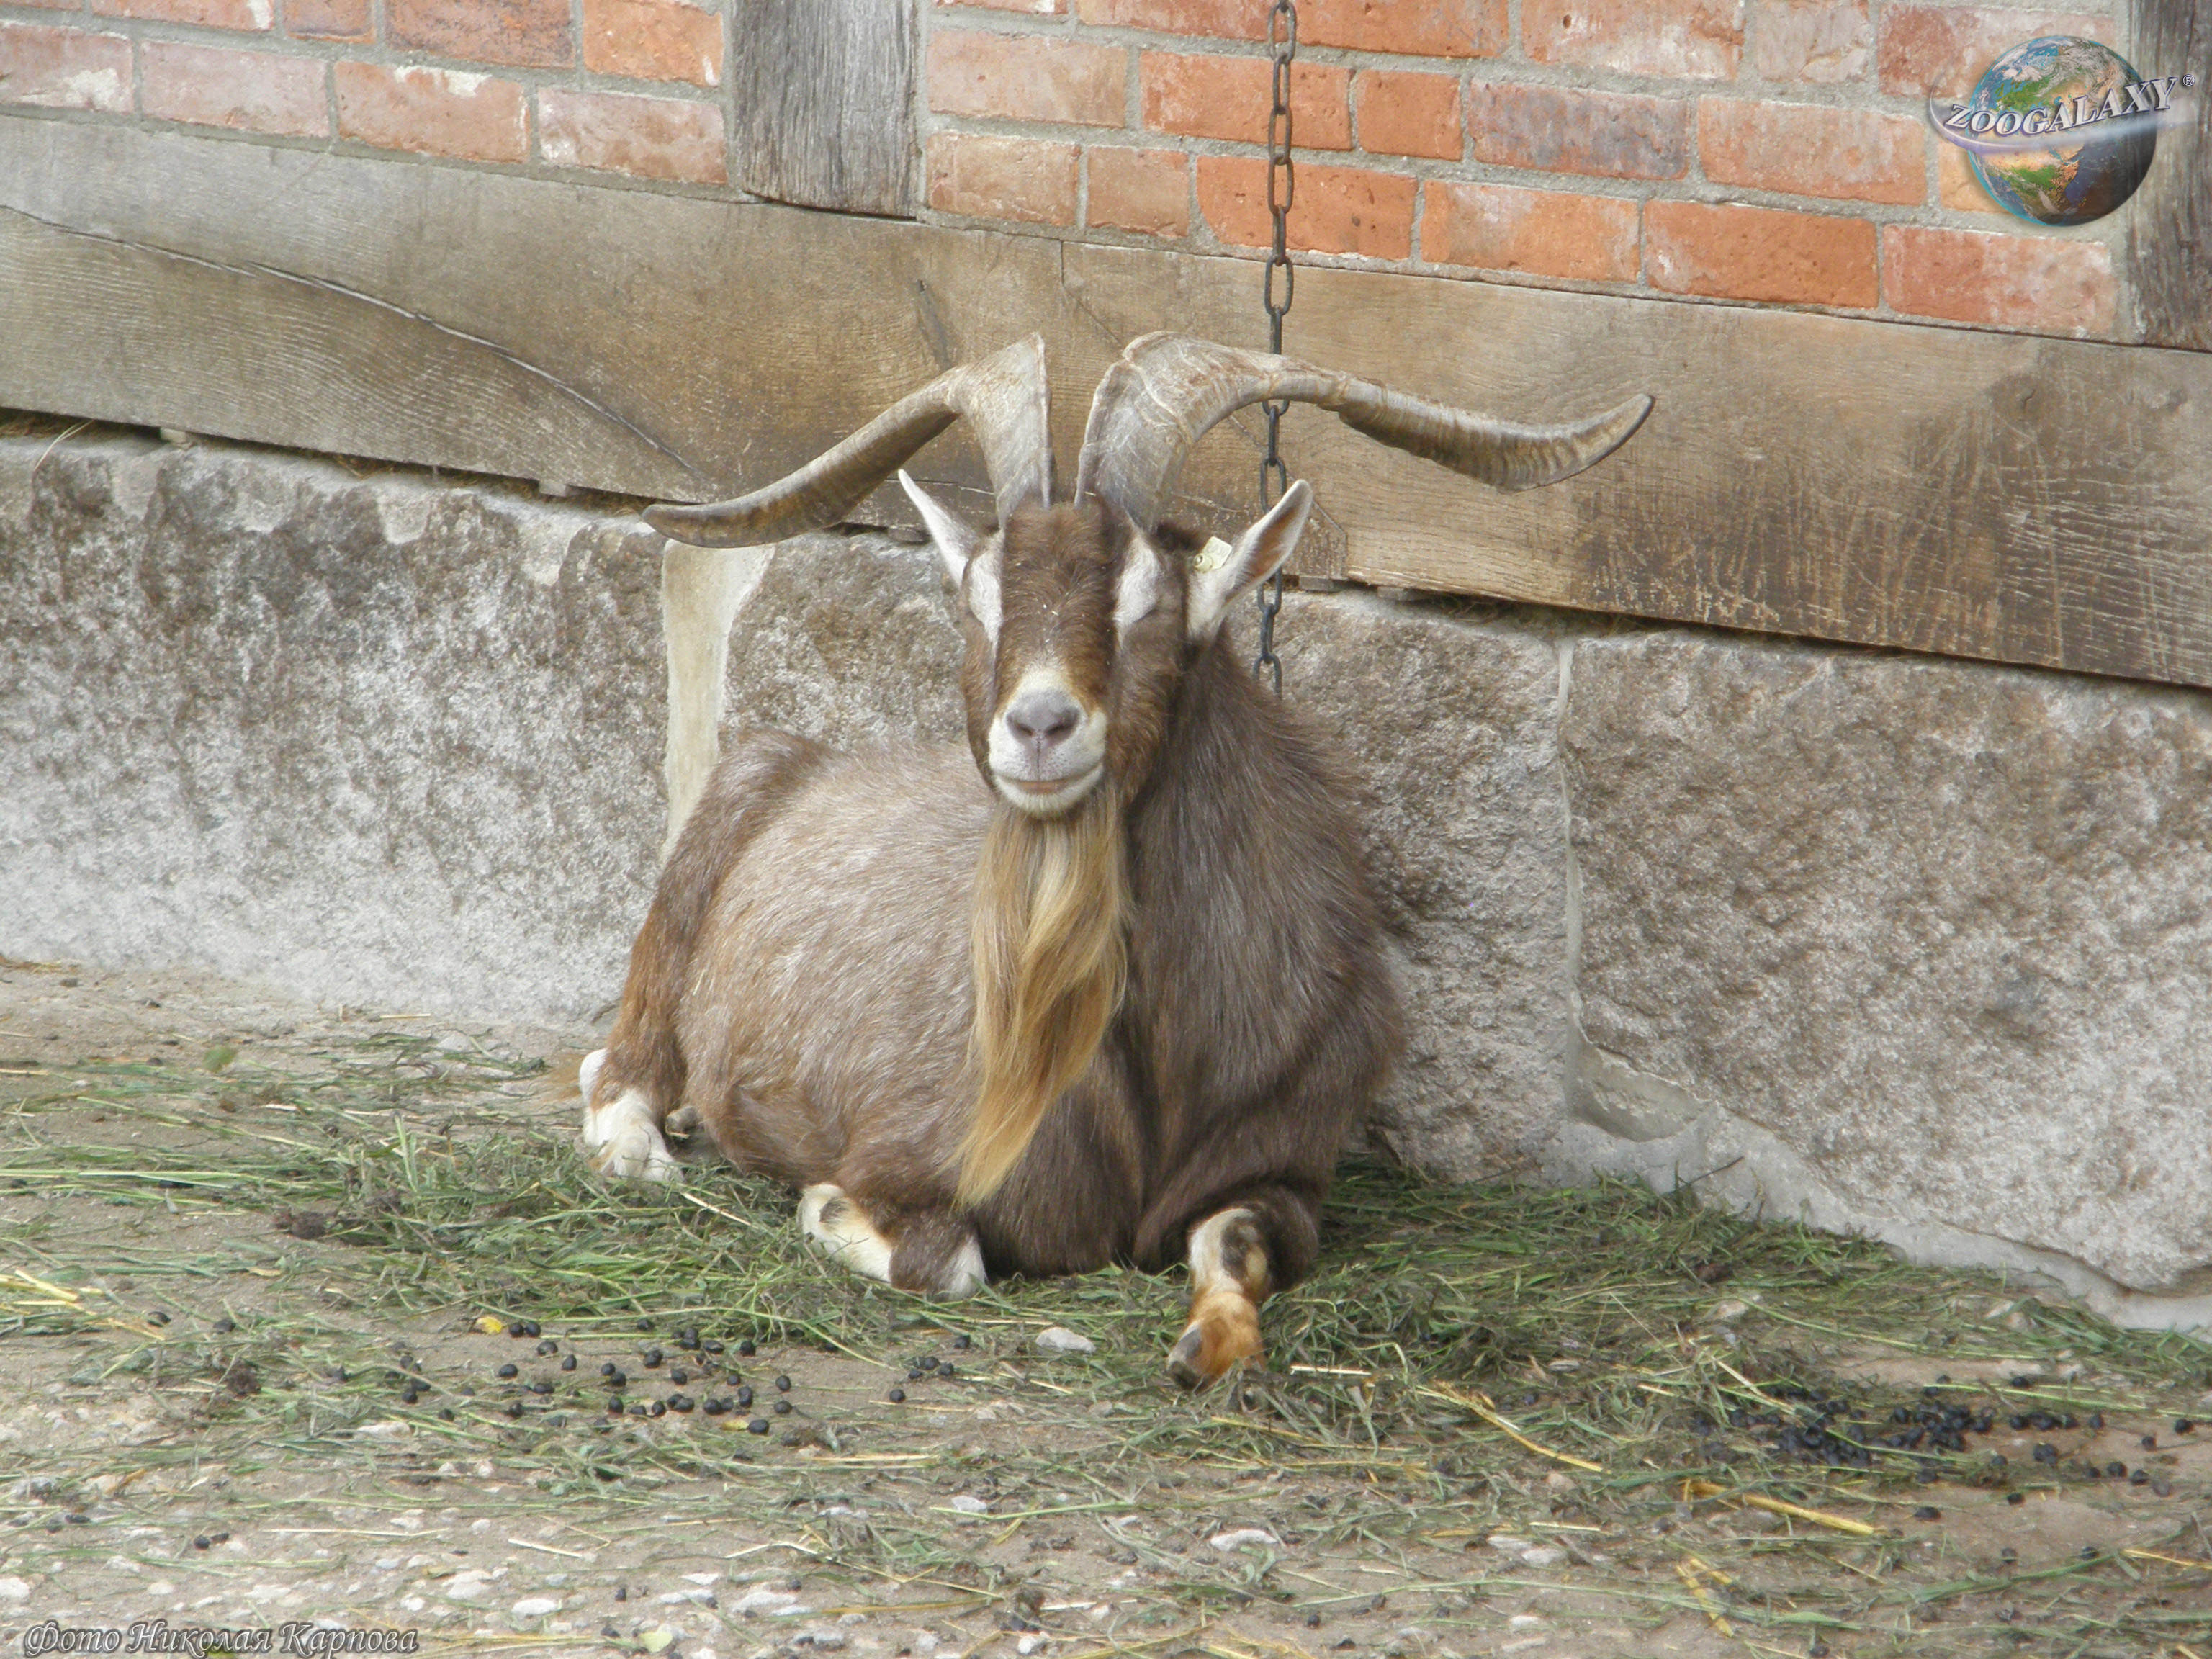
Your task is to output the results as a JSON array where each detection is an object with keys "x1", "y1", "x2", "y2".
[
  {"x1": 732, "y1": 0, "x2": 917, "y2": 216},
  {"x1": 2126, "y1": 0, "x2": 2212, "y2": 349},
  {"x1": 2, "y1": 119, "x2": 2211, "y2": 691}
]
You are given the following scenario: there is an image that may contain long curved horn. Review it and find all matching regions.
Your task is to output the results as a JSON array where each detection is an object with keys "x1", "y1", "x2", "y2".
[
  {"x1": 1074, "y1": 333, "x2": 1652, "y2": 530},
  {"x1": 644, "y1": 336, "x2": 1053, "y2": 547}
]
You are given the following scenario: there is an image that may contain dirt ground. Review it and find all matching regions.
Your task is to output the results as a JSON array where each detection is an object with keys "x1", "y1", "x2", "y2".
[{"x1": 1, "y1": 959, "x2": 2208, "y2": 1659}]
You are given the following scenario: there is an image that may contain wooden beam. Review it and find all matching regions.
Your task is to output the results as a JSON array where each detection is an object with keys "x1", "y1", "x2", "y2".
[
  {"x1": 732, "y1": 0, "x2": 917, "y2": 217},
  {"x1": 2126, "y1": 0, "x2": 2211, "y2": 349},
  {"x1": 2, "y1": 119, "x2": 2210, "y2": 691}
]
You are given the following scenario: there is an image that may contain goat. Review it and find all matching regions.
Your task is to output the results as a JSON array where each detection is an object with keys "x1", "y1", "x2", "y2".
[{"x1": 579, "y1": 334, "x2": 1649, "y2": 1384}]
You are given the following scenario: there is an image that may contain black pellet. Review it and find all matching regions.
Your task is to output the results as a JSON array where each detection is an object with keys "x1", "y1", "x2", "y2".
[
  {"x1": 531, "y1": 1381, "x2": 552, "y2": 1395},
  {"x1": 607, "y1": 1370, "x2": 627, "y2": 1388},
  {"x1": 2000, "y1": 1548, "x2": 2017, "y2": 1563},
  {"x1": 642, "y1": 1348, "x2": 663, "y2": 1367},
  {"x1": 774, "y1": 1400, "x2": 791, "y2": 1416},
  {"x1": 703, "y1": 1398, "x2": 727, "y2": 1416},
  {"x1": 607, "y1": 1396, "x2": 625, "y2": 1415},
  {"x1": 952, "y1": 1334, "x2": 971, "y2": 1350},
  {"x1": 703, "y1": 1341, "x2": 724, "y2": 1355},
  {"x1": 505, "y1": 1401, "x2": 523, "y2": 1419},
  {"x1": 670, "y1": 1368, "x2": 689, "y2": 1385},
  {"x1": 888, "y1": 1388, "x2": 906, "y2": 1403},
  {"x1": 2086, "y1": 1412, "x2": 2103, "y2": 1429},
  {"x1": 2175, "y1": 1419, "x2": 2196, "y2": 1434},
  {"x1": 907, "y1": 1369, "x2": 922, "y2": 1382},
  {"x1": 2033, "y1": 1444, "x2": 2058, "y2": 1464},
  {"x1": 748, "y1": 1418, "x2": 769, "y2": 1434},
  {"x1": 2008, "y1": 1414, "x2": 2026, "y2": 1430},
  {"x1": 496, "y1": 1364, "x2": 518, "y2": 1379},
  {"x1": 614, "y1": 1586, "x2": 628, "y2": 1602},
  {"x1": 521, "y1": 1320, "x2": 541, "y2": 1337},
  {"x1": 601, "y1": 1362, "x2": 616, "y2": 1376},
  {"x1": 536, "y1": 1339, "x2": 559, "y2": 1356},
  {"x1": 2006, "y1": 1492, "x2": 2026, "y2": 1506},
  {"x1": 2104, "y1": 1461, "x2": 2126, "y2": 1478},
  {"x1": 192, "y1": 1537, "x2": 211, "y2": 1550},
  {"x1": 667, "y1": 1394, "x2": 694, "y2": 1413},
  {"x1": 637, "y1": 1318, "x2": 653, "y2": 1332},
  {"x1": 561, "y1": 1355, "x2": 577, "y2": 1372},
  {"x1": 775, "y1": 1375, "x2": 791, "y2": 1392},
  {"x1": 212, "y1": 1318, "x2": 235, "y2": 1334},
  {"x1": 439, "y1": 1408, "x2": 454, "y2": 1421},
  {"x1": 736, "y1": 1385, "x2": 754, "y2": 1408},
  {"x1": 2141, "y1": 1434, "x2": 2157, "y2": 1449},
  {"x1": 1912, "y1": 1506, "x2": 1941, "y2": 1521},
  {"x1": 678, "y1": 1328, "x2": 700, "y2": 1349},
  {"x1": 2130, "y1": 1469, "x2": 2149, "y2": 1485},
  {"x1": 647, "y1": 1401, "x2": 665, "y2": 1419}
]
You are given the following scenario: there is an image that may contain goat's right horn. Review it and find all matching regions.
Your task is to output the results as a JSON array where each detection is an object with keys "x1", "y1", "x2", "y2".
[
  {"x1": 644, "y1": 336, "x2": 1053, "y2": 547},
  {"x1": 1074, "y1": 333, "x2": 1653, "y2": 531}
]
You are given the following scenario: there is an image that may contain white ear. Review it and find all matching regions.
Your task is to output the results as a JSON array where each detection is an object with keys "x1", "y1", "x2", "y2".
[
  {"x1": 899, "y1": 470, "x2": 982, "y2": 584},
  {"x1": 1188, "y1": 480, "x2": 1314, "y2": 640}
]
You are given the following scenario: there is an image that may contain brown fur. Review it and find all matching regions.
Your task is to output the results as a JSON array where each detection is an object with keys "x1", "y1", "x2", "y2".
[{"x1": 588, "y1": 498, "x2": 1402, "y2": 1371}]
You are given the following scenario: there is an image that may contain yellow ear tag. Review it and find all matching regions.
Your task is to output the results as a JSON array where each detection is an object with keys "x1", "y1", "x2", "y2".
[{"x1": 1194, "y1": 536, "x2": 1235, "y2": 575}]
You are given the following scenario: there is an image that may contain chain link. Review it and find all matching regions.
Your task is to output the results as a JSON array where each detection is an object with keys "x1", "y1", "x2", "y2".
[{"x1": 1253, "y1": 0, "x2": 1295, "y2": 695}]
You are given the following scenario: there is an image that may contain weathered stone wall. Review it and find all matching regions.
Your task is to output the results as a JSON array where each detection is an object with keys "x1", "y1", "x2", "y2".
[{"x1": 4, "y1": 431, "x2": 2207, "y2": 1335}]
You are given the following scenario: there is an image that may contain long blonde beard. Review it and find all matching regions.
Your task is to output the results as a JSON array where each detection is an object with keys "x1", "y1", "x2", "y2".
[{"x1": 957, "y1": 787, "x2": 1129, "y2": 1209}]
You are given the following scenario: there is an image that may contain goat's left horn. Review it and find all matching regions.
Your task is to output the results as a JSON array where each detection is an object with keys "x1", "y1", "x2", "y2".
[
  {"x1": 1073, "y1": 333, "x2": 1652, "y2": 531},
  {"x1": 644, "y1": 335, "x2": 1053, "y2": 547}
]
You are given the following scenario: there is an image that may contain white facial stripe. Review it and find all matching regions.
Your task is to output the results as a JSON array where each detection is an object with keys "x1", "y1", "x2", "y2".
[
  {"x1": 1115, "y1": 531, "x2": 1164, "y2": 630},
  {"x1": 966, "y1": 551, "x2": 1003, "y2": 640}
]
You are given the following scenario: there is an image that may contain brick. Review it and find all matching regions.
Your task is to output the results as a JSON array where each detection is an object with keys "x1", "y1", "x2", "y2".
[
  {"x1": 287, "y1": 0, "x2": 372, "y2": 40},
  {"x1": 1883, "y1": 225, "x2": 2113, "y2": 334},
  {"x1": 1141, "y1": 51, "x2": 1349, "y2": 149},
  {"x1": 1936, "y1": 138, "x2": 2005, "y2": 215},
  {"x1": 1645, "y1": 200, "x2": 1876, "y2": 306},
  {"x1": 93, "y1": 0, "x2": 273, "y2": 30},
  {"x1": 942, "y1": 0, "x2": 1064, "y2": 12},
  {"x1": 387, "y1": 0, "x2": 572, "y2": 69},
  {"x1": 1524, "y1": 0, "x2": 1743, "y2": 81},
  {"x1": 141, "y1": 40, "x2": 328, "y2": 135},
  {"x1": 539, "y1": 88, "x2": 725, "y2": 183},
  {"x1": 927, "y1": 132, "x2": 1080, "y2": 224},
  {"x1": 1699, "y1": 99, "x2": 1924, "y2": 206},
  {"x1": 1467, "y1": 81, "x2": 1689, "y2": 181},
  {"x1": 1087, "y1": 145, "x2": 1189, "y2": 235},
  {"x1": 1750, "y1": 0, "x2": 1869, "y2": 83},
  {"x1": 1877, "y1": 6, "x2": 2113, "y2": 99},
  {"x1": 931, "y1": 30, "x2": 1125, "y2": 127},
  {"x1": 584, "y1": 0, "x2": 722, "y2": 87},
  {"x1": 1302, "y1": 0, "x2": 1506, "y2": 57},
  {"x1": 1197, "y1": 156, "x2": 1415, "y2": 258},
  {"x1": 1076, "y1": 0, "x2": 1262, "y2": 40},
  {"x1": 0, "y1": 23, "x2": 132, "y2": 114},
  {"x1": 1424, "y1": 180, "x2": 1638, "y2": 281},
  {"x1": 337, "y1": 62, "x2": 528, "y2": 161},
  {"x1": 1356, "y1": 70, "x2": 1462, "y2": 161}
]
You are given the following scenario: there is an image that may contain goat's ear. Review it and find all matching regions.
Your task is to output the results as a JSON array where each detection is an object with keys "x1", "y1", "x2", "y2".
[
  {"x1": 899, "y1": 470, "x2": 984, "y2": 585},
  {"x1": 1187, "y1": 480, "x2": 1313, "y2": 641}
]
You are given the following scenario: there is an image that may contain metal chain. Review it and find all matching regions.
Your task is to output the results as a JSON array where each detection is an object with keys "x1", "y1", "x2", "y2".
[{"x1": 1253, "y1": 0, "x2": 1295, "y2": 695}]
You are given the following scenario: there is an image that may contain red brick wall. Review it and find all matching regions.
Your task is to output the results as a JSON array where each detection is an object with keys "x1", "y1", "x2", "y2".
[
  {"x1": 0, "y1": 0, "x2": 2141, "y2": 338},
  {"x1": 920, "y1": 0, "x2": 2131, "y2": 338}
]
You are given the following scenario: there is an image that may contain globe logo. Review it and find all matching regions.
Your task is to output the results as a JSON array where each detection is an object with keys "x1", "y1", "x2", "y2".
[{"x1": 1928, "y1": 36, "x2": 2195, "y2": 226}]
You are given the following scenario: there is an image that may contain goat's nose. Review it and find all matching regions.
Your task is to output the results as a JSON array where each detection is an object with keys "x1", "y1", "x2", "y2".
[{"x1": 1005, "y1": 689, "x2": 1082, "y2": 749}]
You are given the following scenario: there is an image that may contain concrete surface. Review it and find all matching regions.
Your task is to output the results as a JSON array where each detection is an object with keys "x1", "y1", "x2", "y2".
[{"x1": 4, "y1": 431, "x2": 2207, "y2": 1334}]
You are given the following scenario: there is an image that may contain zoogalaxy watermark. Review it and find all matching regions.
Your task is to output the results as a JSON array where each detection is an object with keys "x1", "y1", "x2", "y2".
[{"x1": 19, "y1": 1622, "x2": 419, "y2": 1659}]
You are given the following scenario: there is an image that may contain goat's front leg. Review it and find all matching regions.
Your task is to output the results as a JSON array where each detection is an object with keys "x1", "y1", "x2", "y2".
[
  {"x1": 800, "y1": 1187, "x2": 986, "y2": 1298},
  {"x1": 1167, "y1": 1207, "x2": 1274, "y2": 1388},
  {"x1": 578, "y1": 1048, "x2": 682, "y2": 1184}
]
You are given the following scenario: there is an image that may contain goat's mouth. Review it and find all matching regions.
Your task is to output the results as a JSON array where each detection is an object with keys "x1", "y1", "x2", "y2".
[{"x1": 993, "y1": 764, "x2": 1105, "y2": 817}]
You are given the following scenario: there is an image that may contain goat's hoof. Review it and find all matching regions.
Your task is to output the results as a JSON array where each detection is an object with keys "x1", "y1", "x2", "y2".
[
  {"x1": 580, "y1": 1087, "x2": 680, "y2": 1184},
  {"x1": 666, "y1": 1103, "x2": 702, "y2": 1138},
  {"x1": 1166, "y1": 1298, "x2": 1263, "y2": 1390},
  {"x1": 577, "y1": 1047, "x2": 608, "y2": 1106}
]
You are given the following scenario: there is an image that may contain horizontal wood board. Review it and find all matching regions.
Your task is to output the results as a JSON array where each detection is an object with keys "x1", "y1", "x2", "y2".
[{"x1": 3, "y1": 120, "x2": 2210, "y2": 691}]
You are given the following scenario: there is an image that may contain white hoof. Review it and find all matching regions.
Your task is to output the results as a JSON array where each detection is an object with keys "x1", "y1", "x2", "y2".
[
  {"x1": 581, "y1": 1087, "x2": 680, "y2": 1184},
  {"x1": 577, "y1": 1047, "x2": 607, "y2": 1106},
  {"x1": 939, "y1": 1236, "x2": 987, "y2": 1300},
  {"x1": 798, "y1": 1184, "x2": 894, "y2": 1282}
]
